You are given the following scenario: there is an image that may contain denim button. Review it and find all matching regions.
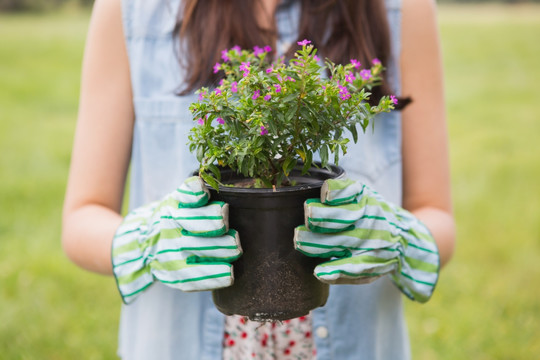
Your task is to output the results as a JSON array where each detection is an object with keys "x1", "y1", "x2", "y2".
[{"x1": 315, "y1": 326, "x2": 329, "y2": 339}]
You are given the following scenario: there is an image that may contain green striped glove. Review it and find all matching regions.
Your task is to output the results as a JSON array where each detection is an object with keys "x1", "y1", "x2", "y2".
[
  {"x1": 294, "y1": 179, "x2": 440, "y2": 303},
  {"x1": 112, "y1": 177, "x2": 242, "y2": 304}
]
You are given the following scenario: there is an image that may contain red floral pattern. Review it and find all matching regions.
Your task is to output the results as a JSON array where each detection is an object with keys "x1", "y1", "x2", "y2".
[{"x1": 222, "y1": 313, "x2": 316, "y2": 359}]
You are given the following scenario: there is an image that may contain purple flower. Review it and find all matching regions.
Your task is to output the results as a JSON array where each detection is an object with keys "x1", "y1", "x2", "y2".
[
  {"x1": 338, "y1": 85, "x2": 351, "y2": 101},
  {"x1": 350, "y1": 59, "x2": 361, "y2": 69},
  {"x1": 360, "y1": 69, "x2": 372, "y2": 80},
  {"x1": 340, "y1": 92, "x2": 351, "y2": 101},
  {"x1": 240, "y1": 61, "x2": 251, "y2": 77},
  {"x1": 263, "y1": 45, "x2": 272, "y2": 52},
  {"x1": 231, "y1": 81, "x2": 238, "y2": 93},
  {"x1": 219, "y1": 79, "x2": 225, "y2": 86},
  {"x1": 214, "y1": 88, "x2": 222, "y2": 96},
  {"x1": 198, "y1": 90, "x2": 206, "y2": 101},
  {"x1": 390, "y1": 95, "x2": 398, "y2": 105},
  {"x1": 216, "y1": 117, "x2": 225, "y2": 125},
  {"x1": 253, "y1": 46, "x2": 264, "y2": 56},
  {"x1": 231, "y1": 45, "x2": 241, "y2": 53},
  {"x1": 274, "y1": 84, "x2": 281, "y2": 93},
  {"x1": 297, "y1": 39, "x2": 311, "y2": 46},
  {"x1": 197, "y1": 118, "x2": 204, "y2": 125},
  {"x1": 313, "y1": 55, "x2": 320, "y2": 62},
  {"x1": 264, "y1": 94, "x2": 272, "y2": 101},
  {"x1": 221, "y1": 49, "x2": 229, "y2": 62},
  {"x1": 266, "y1": 66, "x2": 274, "y2": 74},
  {"x1": 287, "y1": 76, "x2": 296, "y2": 82},
  {"x1": 213, "y1": 62, "x2": 221, "y2": 74},
  {"x1": 372, "y1": 58, "x2": 382, "y2": 65},
  {"x1": 260, "y1": 125, "x2": 268, "y2": 135},
  {"x1": 252, "y1": 89, "x2": 260, "y2": 100},
  {"x1": 345, "y1": 72, "x2": 355, "y2": 83}
]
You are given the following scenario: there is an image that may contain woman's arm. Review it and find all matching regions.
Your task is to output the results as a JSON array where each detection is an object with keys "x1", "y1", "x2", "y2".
[
  {"x1": 62, "y1": 0, "x2": 133, "y2": 275},
  {"x1": 401, "y1": 0, "x2": 456, "y2": 267}
]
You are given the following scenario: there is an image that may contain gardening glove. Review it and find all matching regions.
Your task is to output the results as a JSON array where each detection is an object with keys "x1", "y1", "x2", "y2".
[
  {"x1": 294, "y1": 178, "x2": 440, "y2": 303},
  {"x1": 112, "y1": 177, "x2": 242, "y2": 304}
]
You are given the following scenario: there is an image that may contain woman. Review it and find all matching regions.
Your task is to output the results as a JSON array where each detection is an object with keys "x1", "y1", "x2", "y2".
[{"x1": 62, "y1": 0, "x2": 455, "y2": 358}]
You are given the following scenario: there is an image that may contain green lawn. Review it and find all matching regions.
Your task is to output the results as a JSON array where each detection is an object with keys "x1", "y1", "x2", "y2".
[
  {"x1": 406, "y1": 4, "x2": 540, "y2": 359},
  {"x1": 1, "y1": 4, "x2": 539, "y2": 359}
]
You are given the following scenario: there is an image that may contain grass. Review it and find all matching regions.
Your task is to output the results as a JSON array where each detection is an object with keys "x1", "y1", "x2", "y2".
[
  {"x1": 0, "y1": 4, "x2": 539, "y2": 359},
  {"x1": 0, "y1": 10, "x2": 120, "y2": 359},
  {"x1": 405, "y1": 4, "x2": 540, "y2": 359}
]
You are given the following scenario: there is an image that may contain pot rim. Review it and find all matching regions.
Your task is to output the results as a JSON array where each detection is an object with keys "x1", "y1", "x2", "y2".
[{"x1": 196, "y1": 162, "x2": 346, "y2": 194}]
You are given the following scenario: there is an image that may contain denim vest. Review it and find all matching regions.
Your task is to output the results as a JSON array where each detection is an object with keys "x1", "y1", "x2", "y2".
[{"x1": 118, "y1": 0, "x2": 408, "y2": 359}]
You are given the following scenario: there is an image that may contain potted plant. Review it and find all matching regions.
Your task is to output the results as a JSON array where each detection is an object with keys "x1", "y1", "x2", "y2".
[{"x1": 188, "y1": 40, "x2": 397, "y2": 321}]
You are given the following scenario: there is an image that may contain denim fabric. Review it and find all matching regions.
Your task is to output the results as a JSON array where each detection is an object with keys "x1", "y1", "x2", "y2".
[{"x1": 118, "y1": 0, "x2": 408, "y2": 358}]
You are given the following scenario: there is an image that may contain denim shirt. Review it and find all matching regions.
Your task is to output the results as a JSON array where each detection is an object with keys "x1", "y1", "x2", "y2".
[{"x1": 118, "y1": 0, "x2": 409, "y2": 359}]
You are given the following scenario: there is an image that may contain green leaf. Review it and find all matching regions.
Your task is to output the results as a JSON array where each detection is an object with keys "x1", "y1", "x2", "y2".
[
  {"x1": 200, "y1": 171, "x2": 219, "y2": 191},
  {"x1": 285, "y1": 103, "x2": 298, "y2": 122},
  {"x1": 253, "y1": 136, "x2": 264, "y2": 148},
  {"x1": 320, "y1": 145, "x2": 329, "y2": 167},
  {"x1": 349, "y1": 124, "x2": 358, "y2": 143},
  {"x1": 282, "y1": 157, "x2": 297, "y2": 176},
  {"x1": 302, "y1": 151, "x2": 313, "y2": 174},
  {"x1": 196, "y1": 145, "x2": 205, "y2": 163},
  {"x1": 282, "y1": 93, "x2": 298, "y2": 103},
  {"x1": 206, "y1": 163, "x2": 222, "y2": 182},
  {"x1": 295, "y1": 148, "x2": 306, "y2": 162}
]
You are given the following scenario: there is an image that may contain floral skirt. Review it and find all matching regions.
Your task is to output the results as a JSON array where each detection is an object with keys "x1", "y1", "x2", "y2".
[{"x1": 222, "y1": 313, "x2": 316, "y2": 360}]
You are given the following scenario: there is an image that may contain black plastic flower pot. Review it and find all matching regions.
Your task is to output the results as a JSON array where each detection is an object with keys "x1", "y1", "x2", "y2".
[{"x1": 198, "y1": 163, "x2": 345, "y2": 321}]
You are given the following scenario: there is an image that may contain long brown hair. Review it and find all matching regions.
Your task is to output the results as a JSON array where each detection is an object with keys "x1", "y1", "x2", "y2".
[{"x1": 176, "y1": 0, "x2": 407, "y2": 107}]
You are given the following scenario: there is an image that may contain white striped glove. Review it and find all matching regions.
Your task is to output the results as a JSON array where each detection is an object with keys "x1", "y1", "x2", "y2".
[
  {"x1": 112, "y1": 177, "x2": 242, "y2": 304},
  {"x1": 294, "y1": 179, "x2": 440, "y2": 303}
]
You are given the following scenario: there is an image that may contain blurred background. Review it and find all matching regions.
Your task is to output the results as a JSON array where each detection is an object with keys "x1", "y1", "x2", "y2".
[{"x1": 1, "y1": 0, "x2": 539, "y2": 358}]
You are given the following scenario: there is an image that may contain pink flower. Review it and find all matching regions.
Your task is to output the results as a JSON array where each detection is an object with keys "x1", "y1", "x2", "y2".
[
  {"x1": 350, "y1": 59, "x2": 361, "y2": 69},
  {"x1": 338, "y1": 85, "x2": 351, "y2": 101},
  {"x1": 214, "y1": 88, "x2": 222, "y2": 96},
  {"x1": 297, "y1": 39, "x2": 311, "y2": 46},
  {"x1": 360, "y1": 69, "x2": 372, "y2": 80},
  {"x1": 231, "y1": 81, "x2": 238, "y2": 93},
  {"x1": 287, "y1": 76, "x2": 296, "y2": 82},
  {"x1": 345, "y1": 72, "x2": 355, "y2": 83},
  {"x1": 240, "y1": 61, "x2": 251, "y2": 77},
  {"x1": 263, "y1": 45, "x2": 272, "y2": 52},
  {"x1": 252, "y1": 89, "x2": 260, "y2": 100},
  {"x1": 372, "y1": 58, "x2": 382, "y2": 65},
  {"x1": 253, "y1": 46, "x2": 264, "y2": 56},
  {"x1": 197, "y1": 118, "x2": 204, "y2": 125},
  {"x1": 216, "y1": 117, "x2": 225, "y2": 125},
  {"x1": 219, "y1": 79, "x2": 224, "y2": 86},
  {"x1": 266, "y1": 66, "x2": 274, "y2": 74},
  {"x1": 231, "y1": 45, "x2": 241, "y2": 53},
  {"x1": 264, "y1": 94, "x2": 271, "y2": 101},
  {"x1": 390, "y1": 95, "x2": 398, "y2": 105},
  {"x1": 313, "y1": 55, "x2": 320, "y2": 62},
  {"x1": 260, "y1": 125, "x2": 268, "y2": 135},
  {"x1": 274, "y1": 84, "x2": 281, "y2": 93},
  {"x1": 221, "y1": 49, "x2": 229, "y2": 62},
  {"x1": 213, "y1": 62, "x2": 221, "y2": 74},
  {"x1": 198, "y1": 90, "x2": 206, "y2": 101}
]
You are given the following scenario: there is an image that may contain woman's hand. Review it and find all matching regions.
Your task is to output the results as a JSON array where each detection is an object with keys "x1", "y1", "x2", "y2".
[
  {"x1": 112, "y1": 177, "x2": 242, "y2": 304},
  {"x1": 294, "y1": 179, "x2": 439, "y2": 303}
]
